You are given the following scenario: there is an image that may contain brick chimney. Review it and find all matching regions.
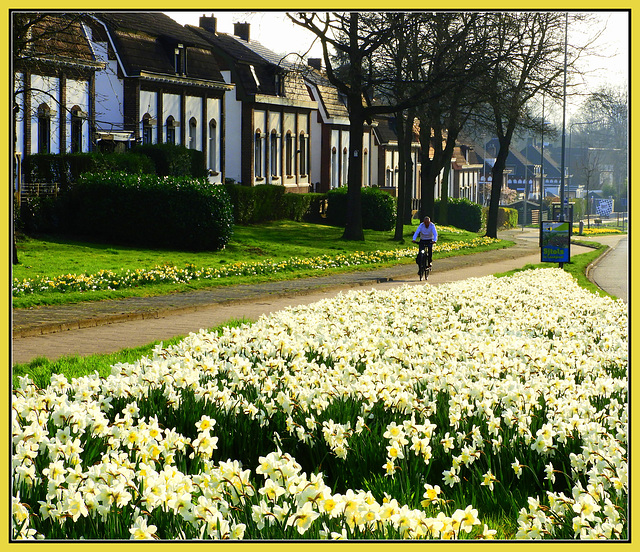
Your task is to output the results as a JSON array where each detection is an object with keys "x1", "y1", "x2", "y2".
[
  {"x1": 199, "y1": 14, "x2": 217, "y2": 33},
  {"x1": 308, "y1": 58, "x2": 322, "y2": 71},
  {"x1": 234, "y1": 22, "x2": 250, "y2": 42}
]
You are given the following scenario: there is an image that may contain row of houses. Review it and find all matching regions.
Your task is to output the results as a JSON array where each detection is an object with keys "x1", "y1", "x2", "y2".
[{"x1": 13, "y1": 11, "x2": 597, "y2": 208}]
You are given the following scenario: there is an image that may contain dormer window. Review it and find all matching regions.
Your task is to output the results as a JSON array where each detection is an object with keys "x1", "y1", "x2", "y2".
[
  {"x1": 174, "y1": 43, "x2": 186, "y2": 75},
  {"x1": 249, "y1": 65, "x2": 260, "y2": 89},
  {"x1": 274, "y1": 73, "x2": 284, "y2": 97}
]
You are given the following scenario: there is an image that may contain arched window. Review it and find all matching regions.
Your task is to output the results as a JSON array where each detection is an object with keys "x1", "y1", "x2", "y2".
[
  {"x1": 188, "y1": 117, "x2": 197, "y2": 149},
  {"x1": 37, "y1": 103, "x2": 53, "y2": 154},
  {"x1": 299, "y1": 132, "x2": 308, "y2": 176},
  {"x1": 342, "y1": 147, "x2": 348, "y2": 185},
  {"x1": 254, "y1": 130, "x2": 263, "y2": 178},
  {"x1": 142, "y1": 113, "x2": 156, "y2": 145},
  {"x1": 209, "y1": 119, "x2": 217, "y2": 172},
  {"x1": 285, "y1": 131, "x2": 293, "y2": 176},
  {"x1": 70, "y1": 105, "x2": 86, "y2": 153},
  {"x1": 270, "y1": 130, "x2": 279, "y2": 176},
  {"x1": 166, "y1": 116, "x2": 178, "y2": 144},
  {"x1": 331, "y1": 147, "x2": 338, "y2": 188},
  {"x1": 363, "y1": 148, "x2": 369, "y2": 187}
]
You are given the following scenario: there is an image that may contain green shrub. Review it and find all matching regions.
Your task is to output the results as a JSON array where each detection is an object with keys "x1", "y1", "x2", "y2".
[
  {"x1": 326, "y1": 186, "x2": 396, "y2": 231},
  {"x1": 302, "y1": 193, "x2": 328, "y2": 223},
  {"x1": 434, "y1": 198, "x2": 483, "y2": 232},
  {"x1": 19, "y1": 195, "x2": 68, "y2": 234},
  {"x1": 68, "y1": 172, "x2": 233, "y2": 251},
  {"x1": 133, "y1": 143, "x2": 200, "y2": 177},
  {"x1": 22, "y1": 153, "x2": 154, "y2": 189}
]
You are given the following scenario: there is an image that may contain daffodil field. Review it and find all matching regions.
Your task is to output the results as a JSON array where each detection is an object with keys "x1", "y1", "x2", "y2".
[{"x1": 12, "y1": 268, "x2": 627, "y2": 540}]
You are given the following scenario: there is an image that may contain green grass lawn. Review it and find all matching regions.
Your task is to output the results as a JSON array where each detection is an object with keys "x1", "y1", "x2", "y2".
[{"x1": 13, "y1": 221, "x2": 510, "y2": 308}]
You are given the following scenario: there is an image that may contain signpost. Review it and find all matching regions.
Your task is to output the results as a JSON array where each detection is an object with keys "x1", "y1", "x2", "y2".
[{"x1": 541, "y1": 221, "x2": 571, "y2": 264}]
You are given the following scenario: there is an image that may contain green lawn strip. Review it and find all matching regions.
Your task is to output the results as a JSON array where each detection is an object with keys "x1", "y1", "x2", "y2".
[
  {"x1": 13, "y1": 223, "x2": 510, "y2": 308},
  {"x1": 494, "y1": 240, "x2": 615, "y2": 299},
  {"x1": 12, "y1": 318, "x2": 251, "y2": 388}
]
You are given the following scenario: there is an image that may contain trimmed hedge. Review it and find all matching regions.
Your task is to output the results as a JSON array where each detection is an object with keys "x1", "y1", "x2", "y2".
[
  {"x1": 433, "y1": 198, "x2": 483, "y2": 232},
  {"x1": 325, "y1": 186, "x2": 396, "y2": 231},
  {"x1": 133, "y1": 143, "x2": 206, "y2": 178},
  {"x1": 223, "y1": 184, "x2": 324, "y2": 225},
  {"x1": 68, "y1": 172, "x2": 233, "y2": 251},
  {"x1": 22, "y1": 153, "x2": 154, "y2": 189}
]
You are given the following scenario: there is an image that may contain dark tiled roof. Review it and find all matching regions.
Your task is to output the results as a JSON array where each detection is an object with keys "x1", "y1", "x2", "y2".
[
  {"x1": 14, "y1": 13, "x2": 96, "y2": 65},
  {"x1": 95, "y1": 12, "x2": 211, "y2": 48},
  {"x1": 93, "y1": 12, "x2": 225, "y2": 82},
  {"x1": 373, "y1": 115, "x2": 398, "y2": 144},
  {"x1": 190, "y1": 25, "x2": 311, "y2": 101},
  {"x1": 306, "y1": 70, "x2": 349, "y2": 120}
]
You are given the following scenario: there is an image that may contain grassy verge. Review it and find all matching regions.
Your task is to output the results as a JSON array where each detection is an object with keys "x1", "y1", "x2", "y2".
[
  {"x1": 13, "y1": 222, "x2": 509, "y2": 308},
  {"x1": 495, "y1": 240, "x2": 614, "y2": 299}
]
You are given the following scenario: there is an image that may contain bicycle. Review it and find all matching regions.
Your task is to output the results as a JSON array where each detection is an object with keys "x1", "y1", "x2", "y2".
[{"x1": 416, "y1": 240, "x2": 433, "y2": 281}]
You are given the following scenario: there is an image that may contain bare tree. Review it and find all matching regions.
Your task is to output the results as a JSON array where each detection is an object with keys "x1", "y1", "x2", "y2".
[{"x1": 483, "y1": 12, "x2": 589, "y2": 238}]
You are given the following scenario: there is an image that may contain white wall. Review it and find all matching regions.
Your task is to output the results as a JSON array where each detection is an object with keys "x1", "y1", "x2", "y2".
[
  {"x1": 185, "y1": 95, "x2": 202, "y2": 150},
  {"x1": 66, "y1": 78, "x2": 90, "y2": 152},
  {"x1": 30, "y1": 74, "x2": 60, "y2": 154},
  {"x1": 207, "y1": 97, "x2": 223, "y2": 182},
  {"x1": 222, "y1": 71, "x2": 242, "y2": 183},
  {"x1": 140, "y1": 90, "x2": 158, "y2": 143},
  {"x1": 92, "y1": 44, "x2": 123, "y2": 131}
]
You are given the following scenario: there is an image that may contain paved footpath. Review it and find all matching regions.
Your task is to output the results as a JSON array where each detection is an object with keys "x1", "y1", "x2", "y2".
[{"x1": 11, "y1": 229, "x2": 626, "y2": 364}]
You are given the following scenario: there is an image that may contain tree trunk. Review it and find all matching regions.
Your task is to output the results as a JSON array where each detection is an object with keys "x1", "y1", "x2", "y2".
[
  {"x1": 486, "y1": 141, "x2": 510, "y2": 238},
  {"x1": 342, "y1": 106, "x2": 366, "y2": 241}
]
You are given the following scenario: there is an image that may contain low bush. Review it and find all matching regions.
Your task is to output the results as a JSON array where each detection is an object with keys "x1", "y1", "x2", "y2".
[
  {"x1": 133, "y1": 143, "x2": 206, "y2": 177},
  {"x1": 326, "y1": 186, "x2": 396, "y2": 231},
  {"x1": 68, "y1": 172, "x2": 233, "y2": 250},
  {"x1": 434, "y1": 198, "x2": 483, "y2": 232},
  {"x1": 224, "y1": 184, "x2": 322, "y2": 224}
]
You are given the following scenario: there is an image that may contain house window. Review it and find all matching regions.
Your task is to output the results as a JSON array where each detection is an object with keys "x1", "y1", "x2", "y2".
[
  {"x1": 386, "y1": 166, "x2": 393, "y2": 187},
  {"x1": 270, "y1": 130, "x2": 279, "y2": 176},
  {"x1": 285, "y1": 131, "x2": 293, "y2": 176},
  {"x1": 363, "y1": 148, "x2": 369, "y2": 187},
  {"x1": 209, "y1": 119, "x2": 217, "y2": 172},
  {"x1": 174, "y1": 44, "x2": 185, "y2": 75},
  {"x1": 331, "y1": 147, "x2": 338, "y2": 188},
  {"x1": 37, "y1": 103, "x2": 53, "y2": 154},
  {"x1": 299, "y1": 132, "x2": 308, "y2": 176},
  {"x1": 189, "y1": 117, "x2": 197, "y2": 149},
  {"x1": 342, "y1": 147, "x2": 348, "y2": 185},
  {"x1": 142, "y1": 113, "x2": 155, "y2": 144},
  {"x1": 166, "y1": 116, "x2": 177, "y2": 144},
  {"x1": 70, "y1": 106, "x2": 86, "y2": 153},
  {"x1": 255, "y1": 130, "x2": 263, "y2": 178}
]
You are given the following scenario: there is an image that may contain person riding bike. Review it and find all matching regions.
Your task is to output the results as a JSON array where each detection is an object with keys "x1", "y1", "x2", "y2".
[{"x1": 412, "y1": 216, "x2": 438, "y2": 271}]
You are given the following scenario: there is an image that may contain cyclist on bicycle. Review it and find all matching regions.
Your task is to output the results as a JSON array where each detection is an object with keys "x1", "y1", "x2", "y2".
[{"x1": 412, "y1": 216, "x2": 438, "y2": 269}]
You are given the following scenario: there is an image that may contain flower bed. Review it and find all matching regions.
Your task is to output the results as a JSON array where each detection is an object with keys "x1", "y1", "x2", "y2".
[
  {"x1": 12, "y1": 237, "x2": 495, "y2": 296},
  {"x1": 12, "y1": 268, "x2": 627, "y2": 540}
]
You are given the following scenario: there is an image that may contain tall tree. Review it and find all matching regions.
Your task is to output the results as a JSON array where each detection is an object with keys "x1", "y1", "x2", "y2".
[
  {"x1": 483, "y1": 12, "x2": 586, "y2": 238},
  {"x1": 288, "y1": 12, "x2": 450, "y2": 241},
  {"x1": 414, "y1": 12, "x2": 497, "y2": 222}
]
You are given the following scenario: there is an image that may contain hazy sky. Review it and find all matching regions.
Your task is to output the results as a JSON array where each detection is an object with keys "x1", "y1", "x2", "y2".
[{"x1": 166, "y1": 10, "x2": 629, "y2": 118}]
